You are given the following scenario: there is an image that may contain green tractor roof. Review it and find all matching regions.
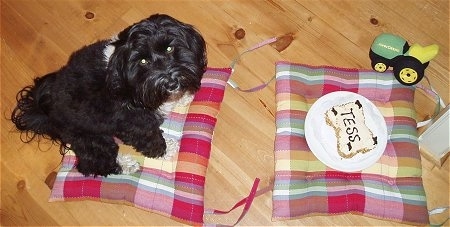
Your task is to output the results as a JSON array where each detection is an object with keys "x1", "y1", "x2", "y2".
[{"x1": 371, "y1": 33, "x2": 406, "y2": 59}]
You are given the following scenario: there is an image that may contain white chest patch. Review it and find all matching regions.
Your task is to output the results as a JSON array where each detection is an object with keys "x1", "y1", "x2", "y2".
[
  {"x1": 103, "y1": 35, "x2": 119, "y2": 64},
  {"x1": 103, "y1": 44, "x2": 115, "y2": 64}
]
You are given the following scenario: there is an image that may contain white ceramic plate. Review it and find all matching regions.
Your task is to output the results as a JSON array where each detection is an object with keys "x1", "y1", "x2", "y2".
[{"x1": 304, "y1": 91, "x2": 387, "y2": 172}]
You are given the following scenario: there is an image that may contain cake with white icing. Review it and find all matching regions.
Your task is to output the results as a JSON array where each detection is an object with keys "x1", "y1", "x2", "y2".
[{"x1": 325, "y1": 99, "x2": 378, "y2": 159}]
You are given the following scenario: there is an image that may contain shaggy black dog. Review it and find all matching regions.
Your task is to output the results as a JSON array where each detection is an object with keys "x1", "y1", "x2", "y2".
[{"x1": 11, "y1": 14, "x2": 207, "y2": 177}]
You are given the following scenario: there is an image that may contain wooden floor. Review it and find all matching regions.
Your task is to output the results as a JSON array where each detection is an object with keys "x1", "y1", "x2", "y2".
[{"x1": 1, "y1": 0, "x2": 449, "y2": 226}]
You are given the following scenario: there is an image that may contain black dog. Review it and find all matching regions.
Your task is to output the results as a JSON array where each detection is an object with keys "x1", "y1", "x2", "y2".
[{"x1": 11, "y1": 14, "x2": 207, "y2": 177}]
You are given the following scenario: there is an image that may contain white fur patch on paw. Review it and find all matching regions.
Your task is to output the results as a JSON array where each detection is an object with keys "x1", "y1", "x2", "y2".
[
  {"x1": 116, "y1": 153, "x2": 140, "y2": 174},
  {"x1": 158, "y1": 101, "x2": 176, "y2": 116},
  {"x1": 161, "y1": 137, "x2": 180, "y2": 160},
  {"x1": 157, "y1": 93, "x2": 193, "y2": 160},
  {"x1": 178, "y1": 94, "x2": 195, "y2": 106}
]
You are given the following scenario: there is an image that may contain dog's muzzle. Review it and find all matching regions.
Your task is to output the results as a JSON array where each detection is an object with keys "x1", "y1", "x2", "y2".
[{"x1": 163, "y1": 77, "x2": 180, "y2": 92}]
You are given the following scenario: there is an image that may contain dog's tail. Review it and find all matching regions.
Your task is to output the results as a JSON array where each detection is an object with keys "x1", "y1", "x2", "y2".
[{"x1": 11, "y1": 73, "x2": 60, "y2": 144}]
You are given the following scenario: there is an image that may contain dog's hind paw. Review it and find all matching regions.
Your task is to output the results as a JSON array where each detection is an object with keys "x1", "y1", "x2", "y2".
[{"x1": 116, "y1": 153, "x2": 140, "y2": 174}]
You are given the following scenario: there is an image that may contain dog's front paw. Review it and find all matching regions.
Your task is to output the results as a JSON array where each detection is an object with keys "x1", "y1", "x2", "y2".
[
  {"x1": 116, "y1": 153, "x2": 140, "y2": 174},
  {"x1": 139, "y1": 134, "x2": 167, "y2": 158},
  {"x1": 161, "y1": 137, "x2": 180, "y2": 160}
]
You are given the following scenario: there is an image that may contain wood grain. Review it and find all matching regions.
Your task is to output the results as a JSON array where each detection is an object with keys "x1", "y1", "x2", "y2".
[{"x1": 1, "y1": 0, "x2": 449, "y2": 226}]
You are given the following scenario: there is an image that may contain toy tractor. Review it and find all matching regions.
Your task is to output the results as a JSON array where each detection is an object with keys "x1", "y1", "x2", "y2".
[{"x1": 369, "y1": 33, "x2": 439, "y2": 85}]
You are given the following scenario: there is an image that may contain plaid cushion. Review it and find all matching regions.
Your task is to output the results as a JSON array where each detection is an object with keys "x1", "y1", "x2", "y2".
[
  {"x1": 49, "y1": 68, "x2": 231, "y2": 225},
  {"x1": 272, "y1": 62, "x2": 428, "y2": 225}
]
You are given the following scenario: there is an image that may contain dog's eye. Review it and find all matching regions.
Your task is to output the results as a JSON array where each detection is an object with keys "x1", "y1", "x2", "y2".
[
  {"x1": 139, "y1": 59, "x2": 149, "y2": 65},
  {"x1": 166, "y1": 46, "x2": 174, "y2": 54}
]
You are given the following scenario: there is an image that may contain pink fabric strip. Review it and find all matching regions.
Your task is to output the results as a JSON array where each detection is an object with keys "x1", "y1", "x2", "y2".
[
  {"x1": 247, "y1": 37, "x2": 278, "y2": 51},
  {"x1": 205, "y1": 178, "x2": 273, "y2": 226},
  {"x1": 228, "y1": 37, "x2": 278, "y2": 92},
  {"x1": 236, "y1": 76, "x2": 276, "y2": 92}
]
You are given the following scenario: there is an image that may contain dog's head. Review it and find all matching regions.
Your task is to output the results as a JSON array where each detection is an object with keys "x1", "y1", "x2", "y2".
[{"x1": 106, "y1": 14, "x2": 207, "y2": 110}]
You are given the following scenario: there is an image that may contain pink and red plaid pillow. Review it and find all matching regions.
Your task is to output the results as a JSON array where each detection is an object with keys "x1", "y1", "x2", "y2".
[
  {"x1": 273, "y1": 62, "x2": 429, "y2": 225},
  {"x1": 49, "y1": 68, "x2": 231, "y2": 225}
]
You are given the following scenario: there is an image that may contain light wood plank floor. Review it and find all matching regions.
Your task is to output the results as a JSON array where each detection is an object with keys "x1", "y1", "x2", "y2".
[{"x1": 1, "y1": 0, "x2": 449, "y2": 226}]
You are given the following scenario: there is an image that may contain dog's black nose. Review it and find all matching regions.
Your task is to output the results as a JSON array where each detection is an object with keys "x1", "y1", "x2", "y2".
[
  {"x1": 163, "y1": 77, "x2": 180, "y2": 91},
  {"x1": 165, "y1": 83, "x2": 179, "y2": 91}
]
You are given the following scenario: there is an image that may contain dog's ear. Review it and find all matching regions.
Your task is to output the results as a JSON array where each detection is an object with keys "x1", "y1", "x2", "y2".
[
  {"x1": 171, "y1": 17, "x2": 207, "y2": 75},
  {"x1": 106, "y1": 22, "x2": 138, "y2": 98},
  {"x1": 106, "y1": 43, "x2": 129, "y2": 98},
  {"x1": 186, "y1": 25, "x2": 207, "y2": 71},
  {"x1": 150, "y1": 14, "x2": 207, "y2": 71},
  {"x1": 112, "y1": 25, "x2": 131, "y2": 47},
  {"x1": 180, "y1": 24, "x2": 208, "y2": 78}
]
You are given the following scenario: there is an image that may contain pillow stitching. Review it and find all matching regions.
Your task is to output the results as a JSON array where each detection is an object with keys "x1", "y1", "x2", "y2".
[
  {"x1": 182, "y1": 75, "x2": 217, "y2": 222},
  {"x1": 151, "y1": 159, "x2": 166, "y2": 211}
]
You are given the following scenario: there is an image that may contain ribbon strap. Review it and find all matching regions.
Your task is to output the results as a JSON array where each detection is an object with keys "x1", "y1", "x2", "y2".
[
  {"x1": 204, "y1": 178, "x2": 272, "y2": 226},
  {"x1": 416, "y1": 76, "x2": 445, "y2": 128},
  {"x1": 227, "y1": 37, "x2": 278, "y2": 92}
]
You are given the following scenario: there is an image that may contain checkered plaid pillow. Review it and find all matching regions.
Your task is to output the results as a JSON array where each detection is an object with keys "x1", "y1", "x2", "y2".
[
  {"x1": 272, "y1": 62, "x2": 428, "y2": 225},
  {"x1": 49, "y1": 68, "x2": 231, "y2": 225}
]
